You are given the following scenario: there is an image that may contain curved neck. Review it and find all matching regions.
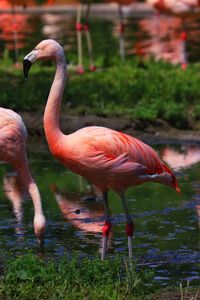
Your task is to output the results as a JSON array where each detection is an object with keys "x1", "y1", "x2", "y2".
[{"x1": 44, "y1": 56, "x2": 66, "y2": 153}]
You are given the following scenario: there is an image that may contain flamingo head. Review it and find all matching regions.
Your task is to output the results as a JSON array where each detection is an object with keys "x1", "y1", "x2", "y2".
[
  {"x1": 34, "y1": 214, "x2": 46, "y2": 246},
  {"x1": 23, "y1": 39, "x2": 65, "y2": 79}
]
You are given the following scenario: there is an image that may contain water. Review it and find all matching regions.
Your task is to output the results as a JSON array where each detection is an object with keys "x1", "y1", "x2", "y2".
[
  {"x1": 1, "y1": 5, "x2": 200, "y2": 65},
  {"x1": 0, "y1": 139, "x2": 200, "y2": 286}
]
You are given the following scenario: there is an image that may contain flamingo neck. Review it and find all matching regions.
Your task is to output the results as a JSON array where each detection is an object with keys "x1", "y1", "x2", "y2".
[{"x1": 44, "y1": 56, "x2": 66, "y2": 154}]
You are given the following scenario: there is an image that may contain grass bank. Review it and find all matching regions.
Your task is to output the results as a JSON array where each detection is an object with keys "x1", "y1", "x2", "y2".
[
  {"x1": 1, "y1": 60, "x2": 200, "y2": 130},
  {"x1": 0, "y1": 253, "x2": 199, "y2": 300},
  {"x1": 0, "y1": 253, "x2": 159, "y2": 300}
]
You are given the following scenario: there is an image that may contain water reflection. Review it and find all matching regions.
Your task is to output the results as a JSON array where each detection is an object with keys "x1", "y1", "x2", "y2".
[
  {"x1": 1, "y1": 3, "x2": 200, "y2": 65},
  {"x1": 3, "y1": 172, "x2": 26, "y2": 238},
  {"x1": 0, "y1": 142, "x2": 200, "y2": 284},
  {"x1": 51, "y1": 184, "x2": 112, "y2": 254},
  {"x1": 161, "y1": 145, "x2": 200, "y2": 170}
]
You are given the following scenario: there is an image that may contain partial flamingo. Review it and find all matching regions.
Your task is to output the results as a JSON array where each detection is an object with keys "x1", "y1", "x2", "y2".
[
  {"x1": 105, "y1": 0, "x2": 136, "y2": 61},
  {"x1": 0, "y1": 108, "x2": 46, "y2": 245},
  {"x1": 146, "y1": 0, "x2": 200, "y2": 69},
  {"x1": 147, "y1": 0, "x2": 200, "y2": 15},
  {"x1": 23, "y1": 39, "x2": 180, "y2": 260}
]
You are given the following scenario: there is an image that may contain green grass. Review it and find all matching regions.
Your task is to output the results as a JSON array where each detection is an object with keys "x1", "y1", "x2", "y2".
[
  {"x1": 1, "y1": 59, "x2": 200, "y2": 129},
  {"x1": 0, "y1": 253, "x2": 158, "y2": 300}
]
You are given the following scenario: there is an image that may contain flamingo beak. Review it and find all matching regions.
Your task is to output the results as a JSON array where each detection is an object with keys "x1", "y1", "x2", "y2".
[
  {"x1": 23, "y1": 49, "x2": 38, "y2": 80},
  {"x1": 23, "y1": 59, "x2": 32, "y2": 80}
]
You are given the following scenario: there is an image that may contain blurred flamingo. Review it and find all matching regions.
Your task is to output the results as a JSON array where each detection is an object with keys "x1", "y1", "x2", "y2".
[
  {"x1": 136, "y1": 16, "x2": 188, "y2": 65},
  {"x1": 0, "y1": 108, "x2": 46, "y2": 244},
  {"x1": 147, "y1": 0, "x2": 200, "y2": 15},
  {"x1": 47, "y1": 0, "x2": 136, "y2": 72},
  {"x1": 146, "y1": 0, "x2": 200, "y2": 69},
  {"x1": 105, "y1": 0, "x2": 136, "y2": 61},
  {"x1": 0, "y1": 0, "x2": 33, "y2": 65},
  {"x1": 23, "y1": 39, "x2": 180, "y2": 260}
]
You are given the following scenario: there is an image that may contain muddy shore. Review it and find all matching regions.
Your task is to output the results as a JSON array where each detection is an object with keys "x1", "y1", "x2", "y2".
[{"x1": 21, "y1": 111, "x2": 200, "y2": 145}]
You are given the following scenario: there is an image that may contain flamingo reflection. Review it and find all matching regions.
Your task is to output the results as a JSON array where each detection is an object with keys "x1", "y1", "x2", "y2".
[
  {"x1": 161, "y1": 145, "x2": 200, "y2": 227},
  {"x1": 3, "y1": 172, "x2": 27, "y2": 238},
  {"x1": 51, "y1": 185, "x2": 112, "y2": 253},
  {"x1": 161, "y1": 145, "x2": 200, "y2": 170}
]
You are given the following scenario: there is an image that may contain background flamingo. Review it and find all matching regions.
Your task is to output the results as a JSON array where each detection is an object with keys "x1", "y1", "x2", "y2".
[
  {"x1": 23, "y1": 39, "x2": 180, "y2": 260},
  {"x1": 0, "y1": 107, "x2": 46, "y2": 245},
  {"x1": 146, "y1": 0, "x2": 200, "y2": 69},
  {"x1": 47, "y1": 0, "x2": 136, "y2": 72}
]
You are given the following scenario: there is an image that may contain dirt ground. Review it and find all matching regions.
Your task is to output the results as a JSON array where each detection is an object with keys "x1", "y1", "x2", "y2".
[{"x1": 21, "y1": 111, "x2": 200, "y2": 145}]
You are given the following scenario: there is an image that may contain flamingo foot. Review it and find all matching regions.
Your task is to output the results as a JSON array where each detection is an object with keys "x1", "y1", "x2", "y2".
[
  {"x1": 126, "y1": 222, "x2": 134, "y2": 259},
  {"x1": 76, "y1": 66, "x2": 85, "y2": 74},
  {"x1": 181, "y1": 63, "x2": 187, "y2": 70},
  {"x1": 89, "y1": 65, "x2": 97, "y2": 72},
  {"x1": 101, "y1": 221, "x2": 111, "y2": 261}
]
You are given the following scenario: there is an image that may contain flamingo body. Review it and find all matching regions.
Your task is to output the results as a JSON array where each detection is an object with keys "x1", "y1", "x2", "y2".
[{"x1": 51, "y1": 126, "x2": 179, "y2": 194}]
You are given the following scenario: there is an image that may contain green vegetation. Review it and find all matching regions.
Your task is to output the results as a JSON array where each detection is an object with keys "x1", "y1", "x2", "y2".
[
  {"x1": 0, "y1": 59, "x2": 200, "y2": 129},
  {"x1": 0, "y1": 253, "x2": 158, "y2": 300}
]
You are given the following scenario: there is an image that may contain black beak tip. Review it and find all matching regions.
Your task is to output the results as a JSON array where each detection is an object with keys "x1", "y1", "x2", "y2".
[{"x1": 23, "y1": 59, "x2": 32, "y2": 80}]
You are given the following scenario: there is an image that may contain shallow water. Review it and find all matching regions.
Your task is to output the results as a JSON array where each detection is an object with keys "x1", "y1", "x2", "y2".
[{"x1": 0, "y1": 140, "x2": 199, "y2": 286}]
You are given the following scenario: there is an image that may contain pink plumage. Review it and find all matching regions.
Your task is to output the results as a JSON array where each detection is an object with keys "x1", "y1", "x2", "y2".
[{"x1": 54, "y1": 126, "x2": 180, "y2": 194}]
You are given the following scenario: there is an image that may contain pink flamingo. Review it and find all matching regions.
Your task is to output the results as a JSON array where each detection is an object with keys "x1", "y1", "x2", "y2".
[
  {"x1": 23, "y1": 39, "x2": 180, "y2": 260},
  {"x1": 146, "y1": 0, "x2": 200, "y2": 69},
  {"x1": 147, "y1": 0, "x2": 200, "y2": 15},
  {"x1": 0, "y1": 108, "x2": 46, "y2": 245}
]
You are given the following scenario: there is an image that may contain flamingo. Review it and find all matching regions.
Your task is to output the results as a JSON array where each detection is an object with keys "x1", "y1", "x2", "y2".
[
  {"x1": 23, "y1": 39, "x2": 180, "y2": 260},
  {"x1": 146, "y1": 0, "x2": 200, "y2": 69},
  {"x1": 0, "y1": 108, "x2": 46, "y2": 245},
  {"x1": 46, "y1": 0, "x2": 136, "y2": 72},
  {"x1": 147, "y1": 0, "x2": 200, "y2": 15},
  {"x1": 75, "y1": 0, "x2": 136, "y2": 70}
]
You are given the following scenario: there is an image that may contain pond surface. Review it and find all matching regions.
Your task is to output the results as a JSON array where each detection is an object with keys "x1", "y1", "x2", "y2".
[
  {"x1": 0, "y1": 139, "x2": 200, "y2": 286},
  {"x1": 0, "y1": 6, "x2": 200, "y2": 65}
]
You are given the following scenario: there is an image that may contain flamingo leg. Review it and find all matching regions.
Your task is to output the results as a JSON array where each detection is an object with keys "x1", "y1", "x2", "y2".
[
  {"x1": 84, "y1": 4, "x2": 96, "y2": 71},
  {"x1": 180, "y1": 19, "x2": 187, "y2": 70},
  {"x1": 101, "y1": 191, "x2": 111, "y2": 261},
  {"x1": 76, "y1": 4, "x2": 84, "y2": 74},
  {"x1": 121, "y1": 195, "x2": 134, "y2": 259},
  {"x1": 118, "y1": 4, "x2": 125, "y2": 61},
  {"x1": 12, "y1": 5, "x2": 19, "y2": 65}
]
